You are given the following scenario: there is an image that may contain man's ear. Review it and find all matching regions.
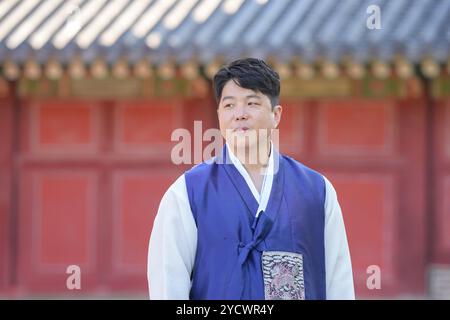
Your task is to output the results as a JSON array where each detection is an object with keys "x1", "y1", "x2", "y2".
[{"x1": 272, "y1": 105, "x2": 282, "y2": 128}]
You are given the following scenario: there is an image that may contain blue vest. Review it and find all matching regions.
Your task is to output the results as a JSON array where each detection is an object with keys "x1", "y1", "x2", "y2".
[{"x1": 185, "y1": 146, "x2": 326, "y2": 300}]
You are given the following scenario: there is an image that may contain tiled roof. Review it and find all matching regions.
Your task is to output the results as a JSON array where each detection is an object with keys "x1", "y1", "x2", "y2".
[{"x1": 0, "y1": 0, "x2": 449, "y2": 64}]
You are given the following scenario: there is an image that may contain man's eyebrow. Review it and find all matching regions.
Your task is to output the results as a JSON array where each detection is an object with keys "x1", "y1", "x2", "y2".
[{"x1": 221, "y1": 94, "x2": 262, "y2": 101}]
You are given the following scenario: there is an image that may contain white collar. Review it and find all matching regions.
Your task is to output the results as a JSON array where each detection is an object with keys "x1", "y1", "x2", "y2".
[{"x1": 225, "y1": 142, "x2": 275, "y2": 218}]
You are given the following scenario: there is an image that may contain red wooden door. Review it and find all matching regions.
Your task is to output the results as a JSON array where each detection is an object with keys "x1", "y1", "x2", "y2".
[
  {"x1": 278, "y1": 97, "x2": 427, "y2": 298},
  {"x1": 14, "y1": 97, "x2": 215, "y2": 295}
]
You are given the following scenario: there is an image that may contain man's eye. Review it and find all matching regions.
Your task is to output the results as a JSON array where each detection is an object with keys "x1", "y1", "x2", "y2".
[
  {"x1": 248, "y1": 102, "x2": 260, "y2": 106},
  {"x1": 224, "y1": 104, "x2": 233, "y2": 108}
]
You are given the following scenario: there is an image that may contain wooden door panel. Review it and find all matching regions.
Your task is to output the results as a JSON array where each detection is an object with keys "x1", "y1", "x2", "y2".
[
  {"x1": 107, "y1": 168, "x2": 182, "y2": 290},
  {"x1": 18, "y1": 169, "x2": 99, "y2": 293},
  {"x1": 317, "y1": 100, "x2": 396, "y2": 156},
  {"x1": 277, "y1": 101, "x2": 305, "y2": 157},
  {"x1": 326, "y1": 173, "x2": 398, "y2": 296},
  {"x1": 28, "y1": 101, "x2": 100, "y2": 155},
  {"x1": 315, "y1": 98, "x2": 426, "y2": 297},
  {"x1": 114, "y1": 100, "x2": 183, "y2": 158}
]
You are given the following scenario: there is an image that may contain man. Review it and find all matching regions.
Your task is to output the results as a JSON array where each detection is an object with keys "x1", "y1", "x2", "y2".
[{"x1": 148, "y1": 58, "x2": 354, "y2": 300}]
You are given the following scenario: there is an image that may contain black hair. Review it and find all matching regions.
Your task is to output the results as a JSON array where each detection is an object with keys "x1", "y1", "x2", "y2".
[{"x1": 212, "y1": 58, "x2": 280, "y2": 109}]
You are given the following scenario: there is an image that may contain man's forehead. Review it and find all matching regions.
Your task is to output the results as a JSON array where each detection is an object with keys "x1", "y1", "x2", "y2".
[{"x1": 221, "y1": 81, "x2": 265, "y2": 100}]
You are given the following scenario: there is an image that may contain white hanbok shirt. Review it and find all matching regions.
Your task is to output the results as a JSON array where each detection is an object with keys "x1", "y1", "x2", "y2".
[{"x1": 148, "y1": 144, "x2": 355, "y2": 300}]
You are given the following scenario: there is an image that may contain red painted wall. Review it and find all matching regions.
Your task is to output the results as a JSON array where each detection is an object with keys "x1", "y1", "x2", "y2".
[
  {"x1": 277, "y1": 98, "x2": 427, "y2": 297},
  {"x1": 0, "y1": 93, "x2": 437, "y2": 298},
  {"x1": 11, "y1": 97, "x2": 216, "y2": 295}
]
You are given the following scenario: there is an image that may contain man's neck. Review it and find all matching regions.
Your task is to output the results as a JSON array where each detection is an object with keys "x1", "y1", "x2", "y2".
[{"x1": 231, "y1": 141, "x2": 271, "y2": 174}]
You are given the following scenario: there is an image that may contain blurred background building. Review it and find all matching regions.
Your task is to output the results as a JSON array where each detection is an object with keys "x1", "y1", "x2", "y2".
[{"x1": 0, "y1": 0, "x2": 450, "y2": 299}]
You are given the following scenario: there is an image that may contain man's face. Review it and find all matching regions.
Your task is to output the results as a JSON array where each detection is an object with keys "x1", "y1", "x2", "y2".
[{"x1": 217, "y1": 79, "x2": 282, "y2": 154}]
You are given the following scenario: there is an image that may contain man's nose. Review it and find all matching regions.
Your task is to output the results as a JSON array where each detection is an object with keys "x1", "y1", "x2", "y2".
[{"x1": 234, "y1": 104, "x2": 248, "y2": 120}]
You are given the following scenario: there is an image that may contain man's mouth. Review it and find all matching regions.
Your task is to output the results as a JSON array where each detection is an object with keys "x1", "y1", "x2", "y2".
[{"x1": 234, "y1": 127, "x2": 250, "y2": 132}]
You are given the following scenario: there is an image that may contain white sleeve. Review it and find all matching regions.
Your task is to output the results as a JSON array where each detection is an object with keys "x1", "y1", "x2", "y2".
[
  {"x1": 147, "y1": 174, "x2": 198, "y2": 300},
  {"x1": 323, "y1": 176, "x2": 355, "y2": 300}
]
